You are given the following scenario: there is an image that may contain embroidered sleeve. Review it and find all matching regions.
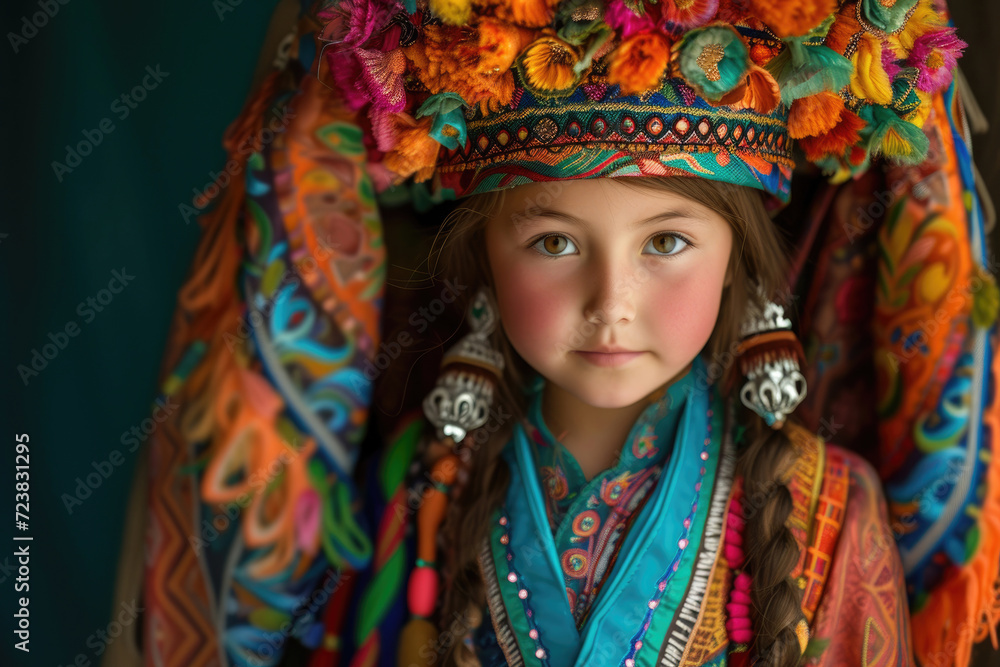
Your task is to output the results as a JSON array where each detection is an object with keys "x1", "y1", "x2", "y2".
[{"x1": 805, "y1": 447, "x2": 915, "y2": 666}]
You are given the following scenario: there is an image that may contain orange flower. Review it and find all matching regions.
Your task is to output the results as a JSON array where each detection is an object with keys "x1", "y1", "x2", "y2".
[
  {"x1": 404, "y1": 23, "x2": 526, "y2": 107},
  {"x1": 384, "y1": 116, "x2": 440, "y2": 182},
  {"x1": 798, "y1": 108, "x2": 865, "y2": 161},
  {"x1": 747, "y1": 42, "x2": 782, "y2": 67},
  {"x1": 475, "y1": 18, "x2": 536, "y2": 75},
  {"x1": 480, "y1": 71, "x2": 517, "y2": 114},
  {"x1": 607, "y1": 31, "x2": 672, "y2": 96},
  {"x1": 477, "y1": 0, "x2": 561, "y2": 28},
  {"x1": 788, "y1": 91, "x2": 845, "y2": 138},
  {"x1": 716, "y1": 64, "x2": 780, "y2": 114},
  {"x1": 745, "y1": 0, "x2": 837, "y2": 38},
  {"x1": 517, "y1": 35, "x2": 581, "y2": 94}
]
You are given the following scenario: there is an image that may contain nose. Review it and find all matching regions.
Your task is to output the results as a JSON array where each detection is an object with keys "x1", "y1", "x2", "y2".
[{"x1": 582, "y1": 255, "x2": 638, "y2": 325}]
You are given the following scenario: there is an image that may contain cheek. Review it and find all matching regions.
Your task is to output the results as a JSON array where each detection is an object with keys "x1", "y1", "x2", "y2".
[
  {"x1": 646, "y1": 258, "x2": 728, "y2": 351},
  {"x1": 494, "y1": 262, "x2": 568, "y2": 350},
  {"x1": 488, "y1": 251, "x2": 574, "y2": 356}
]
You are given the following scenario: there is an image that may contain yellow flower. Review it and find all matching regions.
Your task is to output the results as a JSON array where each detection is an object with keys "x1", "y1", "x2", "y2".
[
  {"x1": 517, "y1": 36, "x2": 581, "y2": 94},
  {"x1": 429, "y1": 0, "x2": 472, "y2": 25}
]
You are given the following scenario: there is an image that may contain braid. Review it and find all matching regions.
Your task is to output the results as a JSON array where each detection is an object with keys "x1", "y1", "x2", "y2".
[{"x1": 735, "y1": 407, "x2": 805, "y2": 667}]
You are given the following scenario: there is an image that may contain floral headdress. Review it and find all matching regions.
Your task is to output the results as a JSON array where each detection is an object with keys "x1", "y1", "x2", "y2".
[{"x1": 319, "y1": 0, "x2": 965, "y2": 203}]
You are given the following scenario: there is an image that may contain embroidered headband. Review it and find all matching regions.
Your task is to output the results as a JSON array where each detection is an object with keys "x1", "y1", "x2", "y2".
[{"x1": 319, "y1": 0, "x2": 964, "y2": 203}]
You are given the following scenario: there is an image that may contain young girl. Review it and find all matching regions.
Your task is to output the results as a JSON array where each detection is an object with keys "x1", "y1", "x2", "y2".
[
  {"x1": 408, "y1": 173, "x2": 900, "y2": 667},
  {"x1": 118, "y1": 1, "x2": 1000, "y2": 666}
]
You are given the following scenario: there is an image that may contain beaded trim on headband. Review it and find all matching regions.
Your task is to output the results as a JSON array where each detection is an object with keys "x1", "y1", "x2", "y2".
[{"x1": 318, "y1": 0, "x2": 964, "y2": 201}]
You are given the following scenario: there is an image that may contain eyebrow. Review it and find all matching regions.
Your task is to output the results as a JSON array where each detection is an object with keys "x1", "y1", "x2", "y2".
[{"x1": 514, "y1": 207, "x2": 708, "y2": 229}]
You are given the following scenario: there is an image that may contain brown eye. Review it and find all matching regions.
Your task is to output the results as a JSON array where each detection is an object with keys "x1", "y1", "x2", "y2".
[
  {"x1": 645, "y1": 233, "x2": 688, "y2": 256},
  {"x1": 543, "y1": 236, "x2": 567, "y2": 253},
  {"x1": 533, "y1": 234, "x2": 576, "y2": 256}
]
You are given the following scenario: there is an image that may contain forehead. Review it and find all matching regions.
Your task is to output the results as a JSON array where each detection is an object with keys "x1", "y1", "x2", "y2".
[{"x1": 491, "y1": 178, "x2": 722, "y2": 229}]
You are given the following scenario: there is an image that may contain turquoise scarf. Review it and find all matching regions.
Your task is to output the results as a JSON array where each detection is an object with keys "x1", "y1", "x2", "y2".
[
  {"x1": 522, "y1": 360, "x2": 697, "y2": 626},
  {"x1": 479, "y1": 355, "x2": 736, "y2": 667}
]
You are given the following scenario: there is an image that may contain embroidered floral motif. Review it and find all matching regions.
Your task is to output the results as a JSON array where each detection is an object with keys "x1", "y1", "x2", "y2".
[{"x1": 524, "y1": 370, "x2": 694, "y2": 625}]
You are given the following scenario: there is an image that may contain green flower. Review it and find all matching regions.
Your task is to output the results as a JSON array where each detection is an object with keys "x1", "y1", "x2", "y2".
[
  {"x1": 416, "y1": 93, "x2": 468, "y2": 150},
  {"x1": 859, "y1": 0, "x2": 919, "y2": 34},
  {"x1": 678, "y1": 26, "x2": 749, "y2": 102}
]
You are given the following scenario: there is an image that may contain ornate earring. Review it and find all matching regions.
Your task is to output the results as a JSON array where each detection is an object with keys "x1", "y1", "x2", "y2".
[
  {"x1": 400, "y1": 288, "x2": 505, "y2": 660},
  {"x1": 422, "y1": 287, "x2": 505, "y2": 445},
  {"x1": 733, "y1": 289, "x2": 807, "y2": 429}
]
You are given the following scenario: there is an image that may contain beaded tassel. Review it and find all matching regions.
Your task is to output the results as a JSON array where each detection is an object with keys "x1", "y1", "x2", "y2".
[{"x1": 398, "y1": 448, "x2": 461, "y2": 665}]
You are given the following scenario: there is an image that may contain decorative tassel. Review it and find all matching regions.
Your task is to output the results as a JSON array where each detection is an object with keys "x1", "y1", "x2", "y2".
[
  {"x1": 384, "y1": 116, "x2": 441, "y2": 182},
  {"x1": 398, "y1": 452, "x2": 461, "y2": 664},
  {"x1": 724, "y1": 481, "x2": 754, "y2": 646},
  {"x1": 716, "y1": 64, "x2": 781, "y2": 114},
  {"x1": 797, "y1": 107, "x2": 865, "y2": 161},
  {"x1": 849, "y1": 33, "x2": 894, "y2": 105},
  {"x1": 766, "y1": 39, "x2": 852, "y2": 105},
  {"x1": 787, "y1": 91, "x2": 845, "y2": 139},
  {"x1": 861, "y1": 104, "x2": 929, "y2": 165}
]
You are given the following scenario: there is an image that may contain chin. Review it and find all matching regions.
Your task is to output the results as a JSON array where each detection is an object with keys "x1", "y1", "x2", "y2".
[{"x1": 559, "y1": 373, "x2": 662, "y2": 410}]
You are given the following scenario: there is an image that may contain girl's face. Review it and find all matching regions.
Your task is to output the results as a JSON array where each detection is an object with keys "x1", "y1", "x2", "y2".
[{"x1": 485, "y1": 178, "x2": 734, "y2": 409}]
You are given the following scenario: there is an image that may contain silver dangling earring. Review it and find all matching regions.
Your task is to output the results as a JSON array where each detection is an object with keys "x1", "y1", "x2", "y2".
[
  {"x1": 735, "y1": 289, "x2": 807, "y2": 429},
  {"x1": 422, "y1": 287, "x2": 506, "y2": 445}
]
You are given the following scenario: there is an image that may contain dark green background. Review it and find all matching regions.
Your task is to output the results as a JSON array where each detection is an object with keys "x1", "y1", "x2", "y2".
[
  {"x1": 2, "y1": 2, "x2": 997, "y2": 667},
  {"x1": 2, "y1": 2, "x2": 277, "y2": 665}
]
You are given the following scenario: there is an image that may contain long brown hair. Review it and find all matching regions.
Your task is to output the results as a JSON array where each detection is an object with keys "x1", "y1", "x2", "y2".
[{"x1": 426, "y1": 176, "x2": 805, "y2": 666}]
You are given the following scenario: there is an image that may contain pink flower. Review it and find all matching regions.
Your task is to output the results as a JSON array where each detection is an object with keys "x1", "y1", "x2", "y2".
[
  {"x1": 604, "y1": 0, "x2": 658, "y2": 39},
  {"x1": 322, "y1": 0, "x2": 403, "y2": 111},
  {"x1": 906, "y1": 27, "x2": 966, "y2": 93},
  {"x1": 881, "y1": 40, "x2": 902, "y2": 80}
]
